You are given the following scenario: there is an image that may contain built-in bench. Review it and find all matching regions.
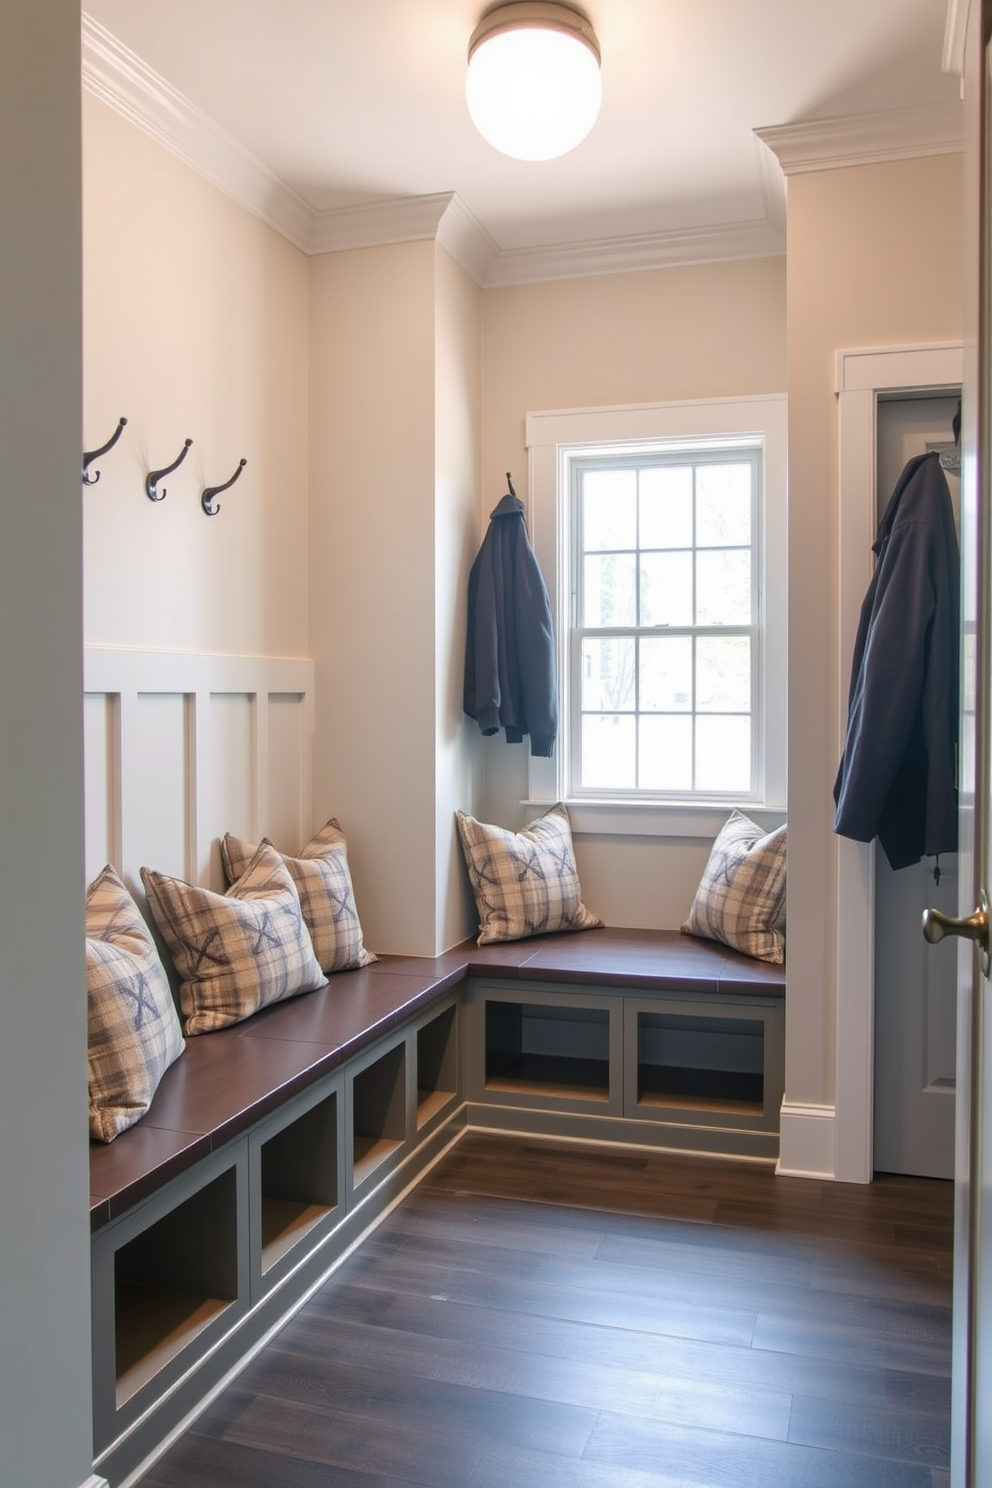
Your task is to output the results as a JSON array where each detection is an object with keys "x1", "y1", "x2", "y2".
[{"x1": 89, "y1": 927, "x2": 785, "y2": 1488}]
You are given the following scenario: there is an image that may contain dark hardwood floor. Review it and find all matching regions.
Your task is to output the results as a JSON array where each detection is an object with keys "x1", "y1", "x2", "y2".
[{"x1": 142, "y1": 1133, "x2": 954, "y2": 1488}]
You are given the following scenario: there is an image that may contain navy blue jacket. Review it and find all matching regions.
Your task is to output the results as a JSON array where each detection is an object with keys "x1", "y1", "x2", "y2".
[
  {"x1": 833, "y1": 451, "x2": 959, "y2": 870},
  {"x1": 464, "y1": 493, "x2": 558, "y2": 758}
]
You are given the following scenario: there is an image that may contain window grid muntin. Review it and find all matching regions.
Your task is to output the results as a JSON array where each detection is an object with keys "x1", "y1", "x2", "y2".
[{"x1": 570, "y1": 446, "x2": 761, "y2": 800}]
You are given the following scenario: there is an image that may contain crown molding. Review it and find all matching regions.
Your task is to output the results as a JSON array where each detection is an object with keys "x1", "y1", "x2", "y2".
[
  {"x1": 435, "y1": 194, "x2": 502, "y2": 286},
  {"x1": 309, "y1": 191, "x2": 500, "y2": 284},
  {"x1": 942, "y1": 0, "x2": 968, "y2": 79},
  {"x1": 483, "y1": 217, "x2": 785, "y2": 287},
  {"x1": 308, "y1": 192, "x2": 452, "y2": 255},
  {"x1": 82, "y1": 13, "x2": 958, "y2": 286},
  {"x1": 755, "y1": 101, "x2": 965, "y2": 176},
  {"x1": 79, "y1": 10, "x2": 786, "y2": 283},
  {"x1": 81, "y1": 13, "x2": 315, "y2": 251}
]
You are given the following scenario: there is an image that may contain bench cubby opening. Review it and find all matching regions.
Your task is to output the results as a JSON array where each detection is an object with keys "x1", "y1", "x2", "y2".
[
  {"x1": 486, "y1": 999, "x2": 611, "y2": 1098},
  {"x1": 416, "y1": 1001, "x2": 459, "y2": 1129},
  {"x1": 252, "y1": 1080, "x2": 342, "y2": 1287},
  {"x1": 636, "y1": 1010, "x2": 764, "y2": 1112},
  {"x1": 466, "y1": 982, "x2": 624, "y2": 1115},
  {"x1": 624, "y1": 994, "x2": 784, "y2": 1134},
  {"x1": 110, "y1": 1164, "x2": 241, "y2": 1411},
  {"x1": 350, "y1": 1040, "x2": 408, "y2": 1189}
]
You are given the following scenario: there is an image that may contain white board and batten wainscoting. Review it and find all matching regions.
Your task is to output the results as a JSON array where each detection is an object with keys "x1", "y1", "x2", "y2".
[{"x1": 83, "y1": 648, "x2": 315, "y2": 899}]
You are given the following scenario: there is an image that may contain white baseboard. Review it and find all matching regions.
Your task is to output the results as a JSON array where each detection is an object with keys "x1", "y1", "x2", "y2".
[
  {"x1": 82, "y1": 1475, "x2": 110, "y2": 1488},
  {"x1": 777, "y1": 1101, "x2": 837, "y2": 1178}
]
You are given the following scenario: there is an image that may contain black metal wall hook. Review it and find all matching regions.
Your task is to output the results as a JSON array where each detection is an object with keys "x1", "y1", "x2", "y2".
[
  {"x1": 82, "y1": 416, "x2": 127, "y2": 485},
  {"x1": 145, "y1": 439, "x2": 193, "y2": 502},
  {"x1": 201, "y1": 457, "x2": 247, "y2": 516}
]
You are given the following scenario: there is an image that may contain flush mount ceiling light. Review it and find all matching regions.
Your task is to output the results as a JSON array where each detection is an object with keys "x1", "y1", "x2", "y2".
[{"x1": 466, "y1": 2, "x2": 602, "y2": 161}]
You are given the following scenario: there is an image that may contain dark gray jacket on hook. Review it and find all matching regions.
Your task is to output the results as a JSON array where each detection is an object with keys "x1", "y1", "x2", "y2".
[
  {"x1": 833, "y1": 451, "x2": 959, "y2": 870},
  {"x1": 464, "y1": 493, "x2": 558, "y2": 758}
]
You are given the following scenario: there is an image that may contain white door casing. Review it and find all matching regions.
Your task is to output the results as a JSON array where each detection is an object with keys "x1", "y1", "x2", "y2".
[{"x1": 834, "y1": 341, "x2": 965, "y2": 1184}]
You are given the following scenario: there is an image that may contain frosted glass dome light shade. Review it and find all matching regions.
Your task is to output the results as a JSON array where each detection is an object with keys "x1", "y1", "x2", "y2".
[{"x1": 466, "y1": 2, "x2": 602, "y2": 161}]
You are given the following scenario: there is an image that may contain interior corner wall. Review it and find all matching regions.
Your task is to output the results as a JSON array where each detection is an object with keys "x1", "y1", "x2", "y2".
[
  {"x1": 1, "y1": 5, "x2": 96, "y2": 1485},
  {"x1": 434, "y1": 246, "x2": 484, "y2": 951},
  {"x1": 479, "y1": 255, "x2": 787, "y2": 926},
  {"x1": 785, "y1": 152, "x2": 965, "y2": 1136},
  {"x1": 308, "y1": 241, "x2": 439, "y2": 954},
  {"x1": 82, "y1": 92, "x2": 310, "y2": 657}
]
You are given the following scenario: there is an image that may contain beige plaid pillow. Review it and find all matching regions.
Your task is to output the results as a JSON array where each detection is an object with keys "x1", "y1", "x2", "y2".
[
  {"x1": 221, "y1": 819, "x2": 376, "y2": 975},
  {"x1": 86, "y1": 865, "x2": 185, "y2": 1142},
  {"x1": 141, "y1": 844, "x2": 327, "y2": 1035},
  {"x1": 456, "y1": 803, "x2": 603, "y2": 945},
  {"x1": 681, "y1": 810, "x2": 787, "y2": 963}
]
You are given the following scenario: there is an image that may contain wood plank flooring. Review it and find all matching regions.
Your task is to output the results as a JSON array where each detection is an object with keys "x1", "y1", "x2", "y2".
[{"x1": 142, "y1": 1133, "x2": 954, "y2": 1488}]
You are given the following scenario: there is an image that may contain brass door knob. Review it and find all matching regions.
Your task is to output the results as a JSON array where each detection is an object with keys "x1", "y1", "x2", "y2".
[{"x1": 922, "y1": 890, "x2": 990, "y2": 976}]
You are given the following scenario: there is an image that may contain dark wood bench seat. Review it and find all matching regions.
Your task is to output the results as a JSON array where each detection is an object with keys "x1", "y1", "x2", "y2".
[{"x1": 89, "y1": 927, "x2": 785, "y2": 1231}]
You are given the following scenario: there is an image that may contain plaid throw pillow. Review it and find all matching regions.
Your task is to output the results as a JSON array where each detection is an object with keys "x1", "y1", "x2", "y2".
[
  {"x1": 141, "y1": 843, "x2": 327, "y2": 1035},
  {"x1": 456, "y1": 802, "x2": 603, "y2": 945},
  {"x1": 681, "y1": 810, "x2": 787, "y2": 963},
  {"x1": 221, "y1": 819, "x2": 376, "y2": 975},
  {"x1": 86, "y1": 864, "x2": 185, "y2": 1142}
]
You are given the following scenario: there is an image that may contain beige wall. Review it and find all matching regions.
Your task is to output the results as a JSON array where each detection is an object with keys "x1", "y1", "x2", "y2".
[
  {"x1": 434, "y1": 246, "x2": 484, "y2": 949},
  {"x1": 309, "y1": 240, "x2": 437, "y2": 953},
  {"x1": 83, "y1": 94, "x2": 310, "y2": 657},
  {"x1": 785, "y1": 153, "x2": 965, "y2": 1130},
  {"x1": 308, "y1": 240, "x2": 481, "y2": 955},
  {"x1": 480, "y1": 256, "x2": 787, "y2": 926}
]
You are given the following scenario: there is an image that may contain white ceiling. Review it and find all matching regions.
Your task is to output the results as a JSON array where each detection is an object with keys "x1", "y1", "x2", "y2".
[{"x1": 81, "y1": 0, "x2": 963, "y2": 284}]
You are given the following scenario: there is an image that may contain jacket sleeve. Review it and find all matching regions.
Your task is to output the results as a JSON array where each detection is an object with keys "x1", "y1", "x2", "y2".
[
  {"x1": 463, "y1": 541, "x2": 502, "y2": 736},
  {"x1": 833, "y1": 520, "x2": 935, "y2": 843},
  {"x1": 514, "y1": 532, "x2": 558, "y2": 758}
]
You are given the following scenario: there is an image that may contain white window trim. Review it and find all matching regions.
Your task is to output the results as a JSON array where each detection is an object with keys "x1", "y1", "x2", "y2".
[{"x1": 525, "y1": 395, "x2": 787, "y2": 838}]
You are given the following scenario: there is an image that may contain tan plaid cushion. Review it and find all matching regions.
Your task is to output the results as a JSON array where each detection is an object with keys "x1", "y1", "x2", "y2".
[
  {"x1": 681, "y1": 810, "x2": 787, "y2": 963},
  {"x1": 456, "y1": 803, "x2": 603, "y2": 945},
  {"x1": 141, "y1": 844, "x2": 327, "y2": 1035},
  {"x1": 220, "y1": 819, "x2": 376, "y2": 975},
  {"x1": 86, "y1": 865, "x2": 185, "y2": 1142}
]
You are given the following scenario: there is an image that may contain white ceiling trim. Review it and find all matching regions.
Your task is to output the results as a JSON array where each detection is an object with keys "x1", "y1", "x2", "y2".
[
  {"x1": 82, "y1": 12, "x2": 960, "y2": 285},
  {"x1": 941, "y1": 0, "x2": 969, "y2": 79},
  {"x1": 755, "y1": 101, "x2": 965, "y2": 176},
  {"x1": 79, "y1": 11, "x2": 785, "y2": 283},
  {"x1": 309, "y1": 192, "x2": 501, "y2": 285},
  {"x1": 81, "y1": 13, "x2": 314, "y2": 252},
  {"x1": 484, "y1": 217, "x2": 786, "y2": 288}
]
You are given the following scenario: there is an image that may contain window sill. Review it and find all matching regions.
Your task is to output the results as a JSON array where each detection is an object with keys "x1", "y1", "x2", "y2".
[{"x1": 522, "y1": 798, "x2": 787, "y2": 839}]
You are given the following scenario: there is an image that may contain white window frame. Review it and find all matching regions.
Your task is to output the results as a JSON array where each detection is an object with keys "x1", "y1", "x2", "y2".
[{"x1": 525, "y1": 396, "x2": 787, "y2": 838}]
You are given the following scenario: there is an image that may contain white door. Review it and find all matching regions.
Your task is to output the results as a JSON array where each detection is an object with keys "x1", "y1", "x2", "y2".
[{"x1": 874, "y1": 394, "x2": 960, "y2": 1179}]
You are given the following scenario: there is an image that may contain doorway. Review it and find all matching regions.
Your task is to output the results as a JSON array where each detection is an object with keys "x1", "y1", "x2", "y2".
[
  {"x1": 834, "y1": 341, "x2": 964, "y2": 1185},
  {"x1": 871, "y1": 392, "x2": 960, "y2": 1179}
]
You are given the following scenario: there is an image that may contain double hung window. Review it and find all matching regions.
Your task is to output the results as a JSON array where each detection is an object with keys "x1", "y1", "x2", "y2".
[
  {"x1": 571, "y1": 443, "x2": 760, "y2": 798},
  {"x1": 525, "y1": 397, "x2": 787, "y2": 831}
]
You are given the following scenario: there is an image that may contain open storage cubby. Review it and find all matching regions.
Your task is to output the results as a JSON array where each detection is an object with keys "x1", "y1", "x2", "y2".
[
  {"x1": 350, "y1": 1040, "x2": 408, "y2": 1189},
  {"x1": 416, "y1": 1000, "x2": 459, "y2": 1129},
  {"x1": 636, "y1": 1010, "x2": 764, "y2": 1112},
  {"x1": 251, "y1": 1079, "x2": 342, "y2": 1288},
  {"x1": 92, "y1": 1143, "x2": 250, "y2": 1459},
  {"x1": 624, "y1": 995, "x2": 784, "y2": 1134},
  {"x1": 466, "y1": 982, "x2": 623, "y2": 1115},
  {"x1": 486, "y1": 1000, "x2": 611, "y2": 1098},
  {"x1": 114, "y1": 1166, "x2": 238, "y2": 1407}
]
